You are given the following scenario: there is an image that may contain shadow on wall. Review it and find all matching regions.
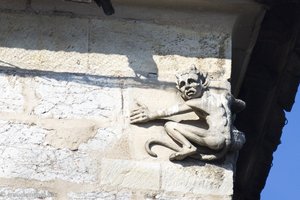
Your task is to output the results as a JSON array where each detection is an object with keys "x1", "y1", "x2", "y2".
[
  {"x1": 0, "y1": 12, "x2": 230, "y2": 85},
  {"x1": 0, "y1": 61, "x2": 174, "y2": 89}
]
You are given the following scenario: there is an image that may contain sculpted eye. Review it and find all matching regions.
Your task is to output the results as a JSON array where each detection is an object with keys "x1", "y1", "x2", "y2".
[
  {"x1": 179, "y1": 81, "x2": 186, "y2": 88},
  {"x1": 187, "y1": 78, "x2": 196, "y2": 84}
]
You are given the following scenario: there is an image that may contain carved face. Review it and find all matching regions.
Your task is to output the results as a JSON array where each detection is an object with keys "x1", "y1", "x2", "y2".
[{"x1": 176, "y1": 71, "x2": 204, "y2": 100}]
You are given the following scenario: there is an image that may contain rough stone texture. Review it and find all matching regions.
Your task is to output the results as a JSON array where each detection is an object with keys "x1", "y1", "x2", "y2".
[
  {"x1": 142, "y1": 193, "x2": 231, "y2": 200},
  {"x1": 89, "y1": 19, "x2": 231, "y2": 80},
  {"x1": 0, "y1": 12, "x2": 231, "y2": 82},
  {"x1": 161, "y1": 162, "x2": 233, "y2": 195},
  {"x1": 33, "y1": 77, "x2": 122, "y2": 120},
  {"x1": 31, "y1": 0, "x2": 102, "y2": 17},
  {"x1": 0, "y1": 0, "x2": 27, "y2": 10},
  {"x1": 0, "y1": 120, "x2": 97, "y2": 183},
  {"x1": 0, "y1": 2, "x2": 241, "y2": 199},
  {"x1": 78, "y1": 127, "x2": 123, "y2": 152},
  {"x1": 0, "y1": 187, "x2": 54, "y2": 200},
  {"x1": 101, "y1": 159, "x2": 160, "y2": 190},
  {"x1": 0, "y1": 13, "x2": 89, "y2": 73},
  {"x1": 68, "y1": 190, "x2": 132, "y2": 200},
  {"x1": 0, "y1": 75, "x2": 24, "y2": 112}
]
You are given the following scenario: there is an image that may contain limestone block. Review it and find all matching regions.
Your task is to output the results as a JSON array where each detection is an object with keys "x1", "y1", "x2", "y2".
[
  {"x1": 68, "y1": 190, "x2": 131, "y2": 200},
  {"x1": 33, "y1": 77, "x2": 122, "y2": 120},
  {"x1": 78, "y1": 127, "x2": 123, "y2": 152},
  {"x1": 0, "y1": 187, "x2": 53, "y2": 200},
  {"x1": 0, "y1": 12, "x2": 231, "y2": 83},
  {"x1": 0, "y1": 13, "x2": 89, "y2": 72},
  {"x1": 89, "y1": 19, "x2": 231, "y2": 81},
  {"x1": 101, "y1": 159, "x2": 160, "y2": 190},
  {"x1": 161, "y1": 161, "x2": 233, "y2": 196},
  {"x1": 0, "y1": 0, "x2": 27, "y2": 10},
  {"x1": 143, "y1": 192, "x2": 230, "y2": 200},
  {"x1": 0, "y1": 121, "x2": 97, "y2": 183},
  {"x1": 0, "y1": 75, "x2": 24, "y2": 112},
  {"x1": 31, "y1": 0, "x2": 102, "y2": 16}
]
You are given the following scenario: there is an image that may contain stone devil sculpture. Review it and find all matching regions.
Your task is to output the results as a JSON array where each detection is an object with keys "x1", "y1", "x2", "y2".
[{"x1": 130, "y1": 66, "x2": 245, "y2": 161}]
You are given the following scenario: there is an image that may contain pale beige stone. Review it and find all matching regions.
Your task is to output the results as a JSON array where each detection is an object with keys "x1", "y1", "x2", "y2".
[
  {"x1": 68, "y1": 190, "x2": 132, "y2": 200},
  {"x1": 0, "y1": 13, "x2": 89, "y2": 73},
  {"x1": 0, "y1": 187, "x2": 54, "y2": 200},
  {"x1": 0, "y1": 75, "x2": 24, "y2": 112},
  {"x1": 0, "y1": 120, "x2": 97, "y2": 183},
  {"x1": 101, "y1": 159, "x2": 160, "y2": 190},
  {"x1": 161, "y1": 162, "x2": 233, "y2": 195},
  {"x1": 33, "y1": 77, "x2": 122, "y2": 120}
]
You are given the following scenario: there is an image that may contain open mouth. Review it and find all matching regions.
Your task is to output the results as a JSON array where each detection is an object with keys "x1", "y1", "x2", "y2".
[{"x1": 186, "y1": 89, "x2": 195, "y2": 96}]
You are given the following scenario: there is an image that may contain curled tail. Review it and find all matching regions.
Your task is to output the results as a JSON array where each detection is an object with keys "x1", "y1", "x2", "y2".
[
  {"x1": 145, "y1": 138, "x2": 182, "y2": 157},
  {"x1": 145, "y1": 138, "x2": 231, "y2": 161}
]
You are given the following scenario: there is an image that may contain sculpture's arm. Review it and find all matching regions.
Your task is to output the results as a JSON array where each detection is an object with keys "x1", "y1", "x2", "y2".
[{"x1": 130, "y1": 103, "x2": 192, "y2": 124}]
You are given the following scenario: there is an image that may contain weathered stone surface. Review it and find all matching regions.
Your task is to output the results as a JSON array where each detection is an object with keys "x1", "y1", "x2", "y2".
[
  {"x1": 78, "y1": 127, "x2": 123, "y2": 152},
  {"x1": 33, "y1": 77, "x2": 122, "y2": 120},
  {"x1": 0, "y1": 6, "x2": 238, "y2": 199},
  {"x1": 89, "y1": 19, "x2": 231, "y2": 81},
  {"x1": 31, "y1": 0, "x2": 102, "y2": 16},
  {"x1": 0, "y1": 75, "x2": 24, "y2": 112},
  {"x1": 161, "y1": 162, "x2": 233, "y2": 195},
  {"x1": 101, "y1": 159, "x2": 160, "y2": 190},
  {"x1": 0, "y1": 12, "x2": 231, "y2": 82},
  {"x1": 143, "y1": 192, "x2": 231, "y2": 200},
  {"x1": 0, "y1": 13, "x2": 89, "y2": 72},
  {"x1": 0, "y1": 187, "x2": 54, "y2": 200},
  {"x1": 68, "y1": 190, "x2": 131, "y2": 200},
  {"x1": 0, "y1": 121, "x2": 97, "y2": 183},
  {"x1": 0, "y1": 0, "x2": 27, "y2": 10}
]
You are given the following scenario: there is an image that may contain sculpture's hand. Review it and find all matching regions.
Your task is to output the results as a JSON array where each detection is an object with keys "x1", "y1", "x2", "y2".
[{"x1": 130, "y1": 103, "x2": 153, "y2": 124}]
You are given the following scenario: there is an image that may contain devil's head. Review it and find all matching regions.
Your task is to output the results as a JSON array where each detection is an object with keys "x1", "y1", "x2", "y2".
[{"x1": 175, "y1": 65, "x2": 209, "y2": 100}]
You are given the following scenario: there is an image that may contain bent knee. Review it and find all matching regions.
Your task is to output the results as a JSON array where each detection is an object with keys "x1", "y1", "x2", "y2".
[
  {"x1": 164, "y1": 121, "x2": 178, "y2": 131},
  {"x1": 208, "y1": 136, "x2": 226, "y2": 150}
]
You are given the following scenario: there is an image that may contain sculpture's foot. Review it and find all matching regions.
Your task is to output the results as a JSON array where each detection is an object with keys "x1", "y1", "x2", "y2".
[{"x1": 169, "y1": 146, "x2": 196, "y2": 161}]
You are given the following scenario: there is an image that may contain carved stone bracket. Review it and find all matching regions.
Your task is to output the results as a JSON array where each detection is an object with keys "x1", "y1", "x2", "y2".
[{"x1": 130, "y1": 66, "x2": 246, "y2": 161}]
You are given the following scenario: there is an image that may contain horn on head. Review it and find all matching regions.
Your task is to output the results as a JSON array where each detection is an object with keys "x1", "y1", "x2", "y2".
[{"x1": 202, "y1": 73, "x2": 210, "y2": 89}]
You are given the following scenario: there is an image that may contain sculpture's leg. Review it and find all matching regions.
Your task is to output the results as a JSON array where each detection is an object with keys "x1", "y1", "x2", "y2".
[
  {"x1": 164, "y1": 122, "x2": 197, "y2": 160},
  {"x1": 164, "y1": 121, "x2": 226, "y2": 160},
  {"x1": 174, "y1": 124, "x2": 226, "y2": 151}
]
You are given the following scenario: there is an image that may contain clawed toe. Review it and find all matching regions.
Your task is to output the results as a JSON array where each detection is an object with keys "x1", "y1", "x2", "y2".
[{"x1": 169, "y1": 148, "x2": 197, "y2": 161}]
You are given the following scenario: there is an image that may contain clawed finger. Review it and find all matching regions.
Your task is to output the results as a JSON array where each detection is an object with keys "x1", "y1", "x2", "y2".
[
  {"x1": 130, "y1": 109, "x2": 144, "y2": 116},
  {"x1": 130, "y1": 113, "x2": 145, "y2": 120},
  {"x1": 130, "y1": 117, "x2": 146, "y2": 124}
]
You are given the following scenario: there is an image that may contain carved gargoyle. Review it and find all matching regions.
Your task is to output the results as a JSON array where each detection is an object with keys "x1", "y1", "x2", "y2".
[{"x1": 130, "y1": 66, "x2": 245, "y2": 161}]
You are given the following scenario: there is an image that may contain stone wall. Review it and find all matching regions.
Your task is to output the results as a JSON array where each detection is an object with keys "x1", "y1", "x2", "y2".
[{"x1": 0, "y1": 1, "x2": 262, "y2": 199}]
